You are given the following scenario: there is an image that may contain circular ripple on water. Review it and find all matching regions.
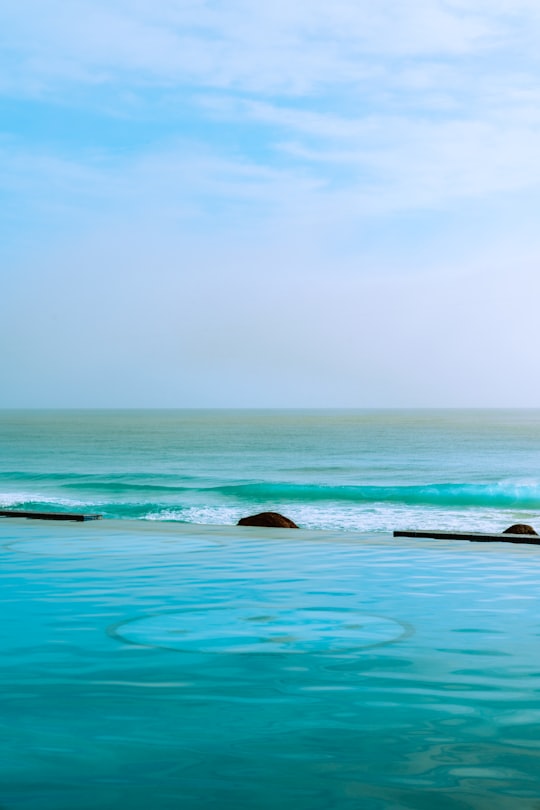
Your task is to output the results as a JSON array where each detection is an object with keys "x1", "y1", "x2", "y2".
[{"x1": 110, "y1": 606, "x2": 413, "y2": 654}]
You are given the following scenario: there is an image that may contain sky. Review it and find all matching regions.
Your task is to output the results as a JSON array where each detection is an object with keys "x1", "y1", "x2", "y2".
[{"x1": 2, "y1": 0, "x2": 540, "y2": 407}]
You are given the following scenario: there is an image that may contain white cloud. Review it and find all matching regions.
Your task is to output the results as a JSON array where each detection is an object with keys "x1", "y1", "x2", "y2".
[
  {"x1": 3, "y1": 0, "x2": 540, "y2": 218},
  {"x1": 4, "y1": 0, "x2": 540, "y2": 406},
  {"x1": 0, "y1": 0, "x2": 537, "y2": 96},
  {"x1": 2, "y1": 94, "x2": 540, "y2": 247},
  {"x1": 198, "y1": 95, "x2": 540, "y2": 211}
]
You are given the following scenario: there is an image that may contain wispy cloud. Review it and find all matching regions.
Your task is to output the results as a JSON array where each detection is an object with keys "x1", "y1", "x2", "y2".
[
  {"x1": 3, "y1": 0, "x2": 540, "y2": 218},
  {"x1": 3, "y1": 1, "x2": 540, "y2": 405},
  {"x1": 0, "y1": 0, "x2": 535, "y2": 96}
]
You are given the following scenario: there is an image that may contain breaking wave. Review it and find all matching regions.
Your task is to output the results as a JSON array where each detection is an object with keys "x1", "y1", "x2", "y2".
[{"x1": 213, "y1": 481, "x2": 540, "y2": 509}]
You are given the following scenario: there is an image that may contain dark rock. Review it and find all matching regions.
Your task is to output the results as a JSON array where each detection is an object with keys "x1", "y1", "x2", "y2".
[
  {"x1": 237, "y1": 511, "x2": 299, "y2": 529},
  {"x1": 503, "y1": 523, "x2": 538, "y2": 535}
]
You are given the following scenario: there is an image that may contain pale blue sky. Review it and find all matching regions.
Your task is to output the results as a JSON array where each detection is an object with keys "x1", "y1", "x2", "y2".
[{"x1": 2, "y1": 0, "x2": 540, "y2": 407}]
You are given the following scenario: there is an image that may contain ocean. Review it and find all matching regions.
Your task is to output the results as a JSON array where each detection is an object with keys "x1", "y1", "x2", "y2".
[
  {"x1": 3, "y1": 409, "x2": 540, "y2": 809},
  {"x1": 1, "y1": 408, "x2": 540, "y2": 533}
]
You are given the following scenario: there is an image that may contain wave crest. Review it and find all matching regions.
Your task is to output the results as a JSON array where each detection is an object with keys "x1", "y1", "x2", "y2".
[{"x1": 216, "y1": 481, "x2": 540, "y2": 508}]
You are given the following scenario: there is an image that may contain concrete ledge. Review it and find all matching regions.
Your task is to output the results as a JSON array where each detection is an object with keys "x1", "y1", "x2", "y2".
[
  {"x1": 394, "y1": 529, "x2": 540, "y2": 545},
  {"x1": 0, "y1": 510, "x2": 102, "y2": 522}
]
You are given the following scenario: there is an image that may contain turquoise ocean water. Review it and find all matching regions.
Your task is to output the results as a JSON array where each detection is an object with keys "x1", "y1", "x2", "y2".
[
  {"x1": 2, "y1": 409, "x2": 540, "y2": 532},
  {"x1": 3, "y1": 410, "x2": 540, "y2": 809}
]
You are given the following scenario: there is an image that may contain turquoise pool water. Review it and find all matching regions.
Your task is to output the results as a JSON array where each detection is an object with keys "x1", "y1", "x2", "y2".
[{"x1": 2, "y1": 519, "x2": 540, "y2": 809}]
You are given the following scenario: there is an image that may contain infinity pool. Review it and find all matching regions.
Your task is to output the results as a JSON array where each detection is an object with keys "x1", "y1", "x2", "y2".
[{"x1": 2, "y1": 519, "x2": 540, "y2": 809}]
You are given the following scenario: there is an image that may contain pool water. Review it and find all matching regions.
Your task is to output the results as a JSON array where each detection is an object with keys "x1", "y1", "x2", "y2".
[{"x1": 2, "y1": 519, "x2": 540, "y2": 809}]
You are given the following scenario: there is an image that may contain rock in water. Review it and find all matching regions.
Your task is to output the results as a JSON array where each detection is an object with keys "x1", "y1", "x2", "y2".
[
  {"x1": 503, "y1": 523, "x2": 538, "y2": 535},
  {"x1": 237, "y1": 512, "x2": 299, "y2": 529}
]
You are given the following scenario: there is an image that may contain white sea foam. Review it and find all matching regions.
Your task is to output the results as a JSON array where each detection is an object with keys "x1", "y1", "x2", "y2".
[
  {"x1": 145, "y1": 506, "x2": 245, "y2": 524},
  {"x1": 0, "y1": 491, "x2": 89, "y2": 508},
  {"x1": 290, "y1": 503, "x2": 537, "y2": 534},
  {"x1": 141, "y1": 502, "x2": 536, "y2": 534}
]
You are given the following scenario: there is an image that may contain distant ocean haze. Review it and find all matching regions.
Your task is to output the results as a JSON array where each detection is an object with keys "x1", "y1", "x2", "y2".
[{"x1": 1, "y1": 409, "x2": 540, "y2": 534}]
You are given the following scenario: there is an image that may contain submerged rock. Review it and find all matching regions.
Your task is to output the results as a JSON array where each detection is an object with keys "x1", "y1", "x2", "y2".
[
  {"x1": 503, "y1": 523, "x2": 538, "y2": 535},
  {"x1": 237, "y1": 512, "x2": 299, "y2": 529}
]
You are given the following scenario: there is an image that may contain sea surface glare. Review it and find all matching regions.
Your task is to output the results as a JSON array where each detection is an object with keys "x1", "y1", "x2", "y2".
[{"x1": 2, "y1": 410, "x2": 540, "y2": 809}]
